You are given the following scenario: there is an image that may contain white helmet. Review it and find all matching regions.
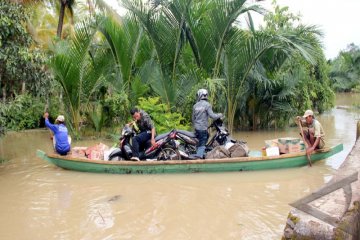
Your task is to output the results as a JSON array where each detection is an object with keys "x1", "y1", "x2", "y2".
[{"x1": 197, "y1": 89, "x2": 208, "y2": 101}]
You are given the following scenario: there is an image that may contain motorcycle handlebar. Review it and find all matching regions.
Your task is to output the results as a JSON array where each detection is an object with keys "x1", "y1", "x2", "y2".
[{"x1": 209, "y1": 118, "x2": 223, "y2": 127}]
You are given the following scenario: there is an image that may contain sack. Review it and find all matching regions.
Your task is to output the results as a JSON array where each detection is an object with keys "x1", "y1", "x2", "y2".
[
  {"x1": 85, "y1": 143, "x2": 110, "y2": 160},
  {"x1": 228, "y1": 142, "x2": 249, "y2": 157},
  {"x1": 71, "y1": 147, "x2": 87, "y2": 158},
  {"x1": 205, "y1": 146, "x2": 230, "y2": 159}
]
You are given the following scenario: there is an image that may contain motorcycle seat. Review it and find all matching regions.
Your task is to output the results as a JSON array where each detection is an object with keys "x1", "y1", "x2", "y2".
[
  {"x1": 155, "y1": 131, "x2": 171, "y2": 141},
  {"x1": 177, "y1": 129, "x2": 196, "y2": 138}
]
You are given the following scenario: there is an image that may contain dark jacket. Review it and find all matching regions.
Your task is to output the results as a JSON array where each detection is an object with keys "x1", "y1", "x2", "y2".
[{"x1": 135, "y1": 110, "x2": 154, "y2": 133}]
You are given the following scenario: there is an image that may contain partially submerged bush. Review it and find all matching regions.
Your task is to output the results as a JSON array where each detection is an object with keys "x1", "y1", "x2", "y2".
[{"x1": 0, "y1": 94, "x2": 44, "y2": 131}]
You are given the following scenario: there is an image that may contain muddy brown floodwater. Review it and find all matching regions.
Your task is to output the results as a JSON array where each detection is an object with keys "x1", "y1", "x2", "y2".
[{"x1": 1, "y1": 93, "x2": 359, "y2": 239}]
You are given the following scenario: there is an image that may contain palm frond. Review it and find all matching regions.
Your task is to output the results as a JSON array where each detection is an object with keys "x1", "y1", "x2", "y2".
[{"x1": 51, "y1": 20, "x2": 107, "y2": 135}]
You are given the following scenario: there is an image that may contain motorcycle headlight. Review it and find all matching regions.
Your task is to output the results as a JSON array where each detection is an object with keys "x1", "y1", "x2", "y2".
[{"x1": 220, "y1": 129, "x2": 229, "y2": 135}]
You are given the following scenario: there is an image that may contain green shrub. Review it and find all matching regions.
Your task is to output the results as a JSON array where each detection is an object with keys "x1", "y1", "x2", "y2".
[
  {"x1": 136, "y1": 97, "x2": 191, "y2": 134},
  {"x1": 86, "y1": 102, "x2": 106, "y2": 135},
  {"x1": 103, "y1": 92, "x2": 130, "y2": 126},
  {"x1": 0, "y1": 94, "x2": 44, "y2": 131}
]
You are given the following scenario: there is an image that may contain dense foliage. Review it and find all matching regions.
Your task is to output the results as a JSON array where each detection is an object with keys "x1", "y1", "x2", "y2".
[
  {"x1": 0, "y1": 94, "x2": 44, "y2": 131},
  {"x1": 0, "y1": 0, "x2": 343, "y2": 138},
  {"x1": 233, "y1": 2, "x2": 334, "y2": 129},
  {"x1": 136, "y1": 97, "x2": 191, "y2": 134},
  {"x1": 0, "y1": 1, "x2": 52, "y2": 100},
  {"x1": 328, "y1": 43, "x2": 360, "y2": 92}
]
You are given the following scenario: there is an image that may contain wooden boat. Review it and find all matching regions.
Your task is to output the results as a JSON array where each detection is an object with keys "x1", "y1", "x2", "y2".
[{"x1": 36, "y1": 143, "x2": 343, "y2": 174}]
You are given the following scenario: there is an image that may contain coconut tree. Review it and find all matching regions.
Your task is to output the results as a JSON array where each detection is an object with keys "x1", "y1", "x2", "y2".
[
  {"x1": 24, "y1": 0, "x2": 77, "y2": 40},
  {"x1": 24, "y1": 0, "x2": 101, "y2": 49},
  {"x1": 57, "y1": 0, "x2": 75, "y2": 38}
]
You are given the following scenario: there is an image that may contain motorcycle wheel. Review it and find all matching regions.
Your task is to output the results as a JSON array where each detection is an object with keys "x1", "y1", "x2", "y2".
[{"x1": 157, "y1": 148, "x2": 181, "y2": 161}]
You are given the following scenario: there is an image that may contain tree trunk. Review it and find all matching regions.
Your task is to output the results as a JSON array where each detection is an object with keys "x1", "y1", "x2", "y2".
[
  {"x1": 21, "y1": 81, "x2": 26, "y2": 94},
  {"x1": 86, "y1": 0, "x2": 95, "y2": 16},
  {"x1": 2, "y1": 86, "x2": 5, "y2": 103},
  {"x1": 0, "y1": 74, "x2": 3, "y2": 102},
  {"x1": 57, "y1": 0, "x2": 66, "y2": 39}
]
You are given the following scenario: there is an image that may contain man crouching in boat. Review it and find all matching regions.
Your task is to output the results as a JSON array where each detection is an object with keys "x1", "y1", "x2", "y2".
[
  {"x1": 129, "y1": 108, "x2": 156, "y2": 161},
  {"x1": 43, "y1": 112, "x2": 71, "y2": 155},
  {"x1": 296, "y1": 109, "x2": 325, "y2": 155}
]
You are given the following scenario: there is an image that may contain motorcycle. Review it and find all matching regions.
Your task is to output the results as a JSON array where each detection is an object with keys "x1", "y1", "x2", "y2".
[
  {"x1": 108, "y1": 124, "x2": 181, "y2": 161},
  {"x1": 174, "y1": 118, "x2": 236, "y2": 159}
]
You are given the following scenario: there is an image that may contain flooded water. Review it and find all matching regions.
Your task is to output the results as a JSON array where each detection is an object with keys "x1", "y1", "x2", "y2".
[{"x1": 1, "y1": 93, "x2": 360, "y2": 240}]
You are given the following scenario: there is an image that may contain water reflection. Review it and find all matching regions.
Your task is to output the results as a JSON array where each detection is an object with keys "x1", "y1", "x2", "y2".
[{"x1": 0, "y1": 93, "x2": 359, "y2": 239}]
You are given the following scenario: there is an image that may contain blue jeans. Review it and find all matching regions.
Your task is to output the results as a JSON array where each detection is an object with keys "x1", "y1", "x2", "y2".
[
  {"x1": 195, "y1": 129, "x2": 208, "y2": 158},
  {"x1": 132, "y1": 131, "x2": 151, "y2": 158}
]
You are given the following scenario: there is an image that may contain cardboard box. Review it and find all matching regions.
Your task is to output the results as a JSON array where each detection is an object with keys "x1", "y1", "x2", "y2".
[
  {"x1": 265, "y1": 138, "x2": 305, "y2": 154},
  {"x1": 277, "y1": 137, "x2": 305, "y2": 154},
  {"x1": 266, "y1": 146, "x2": 280, "y2": 156},
  {"x1": 265, "y1": 139, "x2": 279, "y2": 148}
]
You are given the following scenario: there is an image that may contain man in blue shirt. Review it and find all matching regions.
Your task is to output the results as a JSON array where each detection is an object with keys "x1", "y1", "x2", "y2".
[{"x1": 44, "y1": 112, "x2": 71, "y2": 155}]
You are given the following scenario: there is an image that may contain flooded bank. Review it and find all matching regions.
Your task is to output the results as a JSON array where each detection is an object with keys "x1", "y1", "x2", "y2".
[{"x1": 1, "y1": 93, "x2": 359, "y2": 239}]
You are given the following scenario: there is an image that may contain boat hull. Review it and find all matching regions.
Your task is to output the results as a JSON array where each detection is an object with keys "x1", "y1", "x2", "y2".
[{"x1": 36, "y1": 144, "x2": 343, "y2": 174}]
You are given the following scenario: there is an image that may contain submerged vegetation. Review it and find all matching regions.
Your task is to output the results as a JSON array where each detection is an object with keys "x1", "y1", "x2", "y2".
[{"x1": 0, "y1": 0, "x2": 357, "y2": 137}]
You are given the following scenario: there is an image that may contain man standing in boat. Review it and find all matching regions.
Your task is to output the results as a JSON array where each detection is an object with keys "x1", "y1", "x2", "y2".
[
  {"x1": 129, "y1": 108, "x2": 156, "y2": 161},
  {"x1": 296, "y1": 109, "x2": 325, "y2": 155},
  {"x1": 192, "y1": 89, "x2": 223, "y2": 159}
]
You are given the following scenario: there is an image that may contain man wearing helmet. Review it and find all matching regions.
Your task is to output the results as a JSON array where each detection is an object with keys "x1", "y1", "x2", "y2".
[{"x1": 192, "y1": 89, "x2": 223, "y2": 158}]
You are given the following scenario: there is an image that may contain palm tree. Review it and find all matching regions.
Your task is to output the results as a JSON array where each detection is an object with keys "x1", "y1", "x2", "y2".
[
  {"x1": 223, "y1": 24, "x2": 323, "y2": 133},
  {"x1": 98, "y1": 16, "x2": 152, "y2": 98},
  {"x1": 57, "y1": 0, "x2": 75, "y2": 39},
  {"x1": 329, "y1": 44, "x2": 360, "y2": 92},
  {"x1": 51, "y1": 21, "x2": 109, "y2": 137},
  {"x1": 94, "y1": 0, "x2": 328, "y2": 134},
  {"x1": 120, "y1": 0, "x2": 190, "y2": 107},
  {"x1": 24, "y1": 0, "x2": 97, "y2": 48}
]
